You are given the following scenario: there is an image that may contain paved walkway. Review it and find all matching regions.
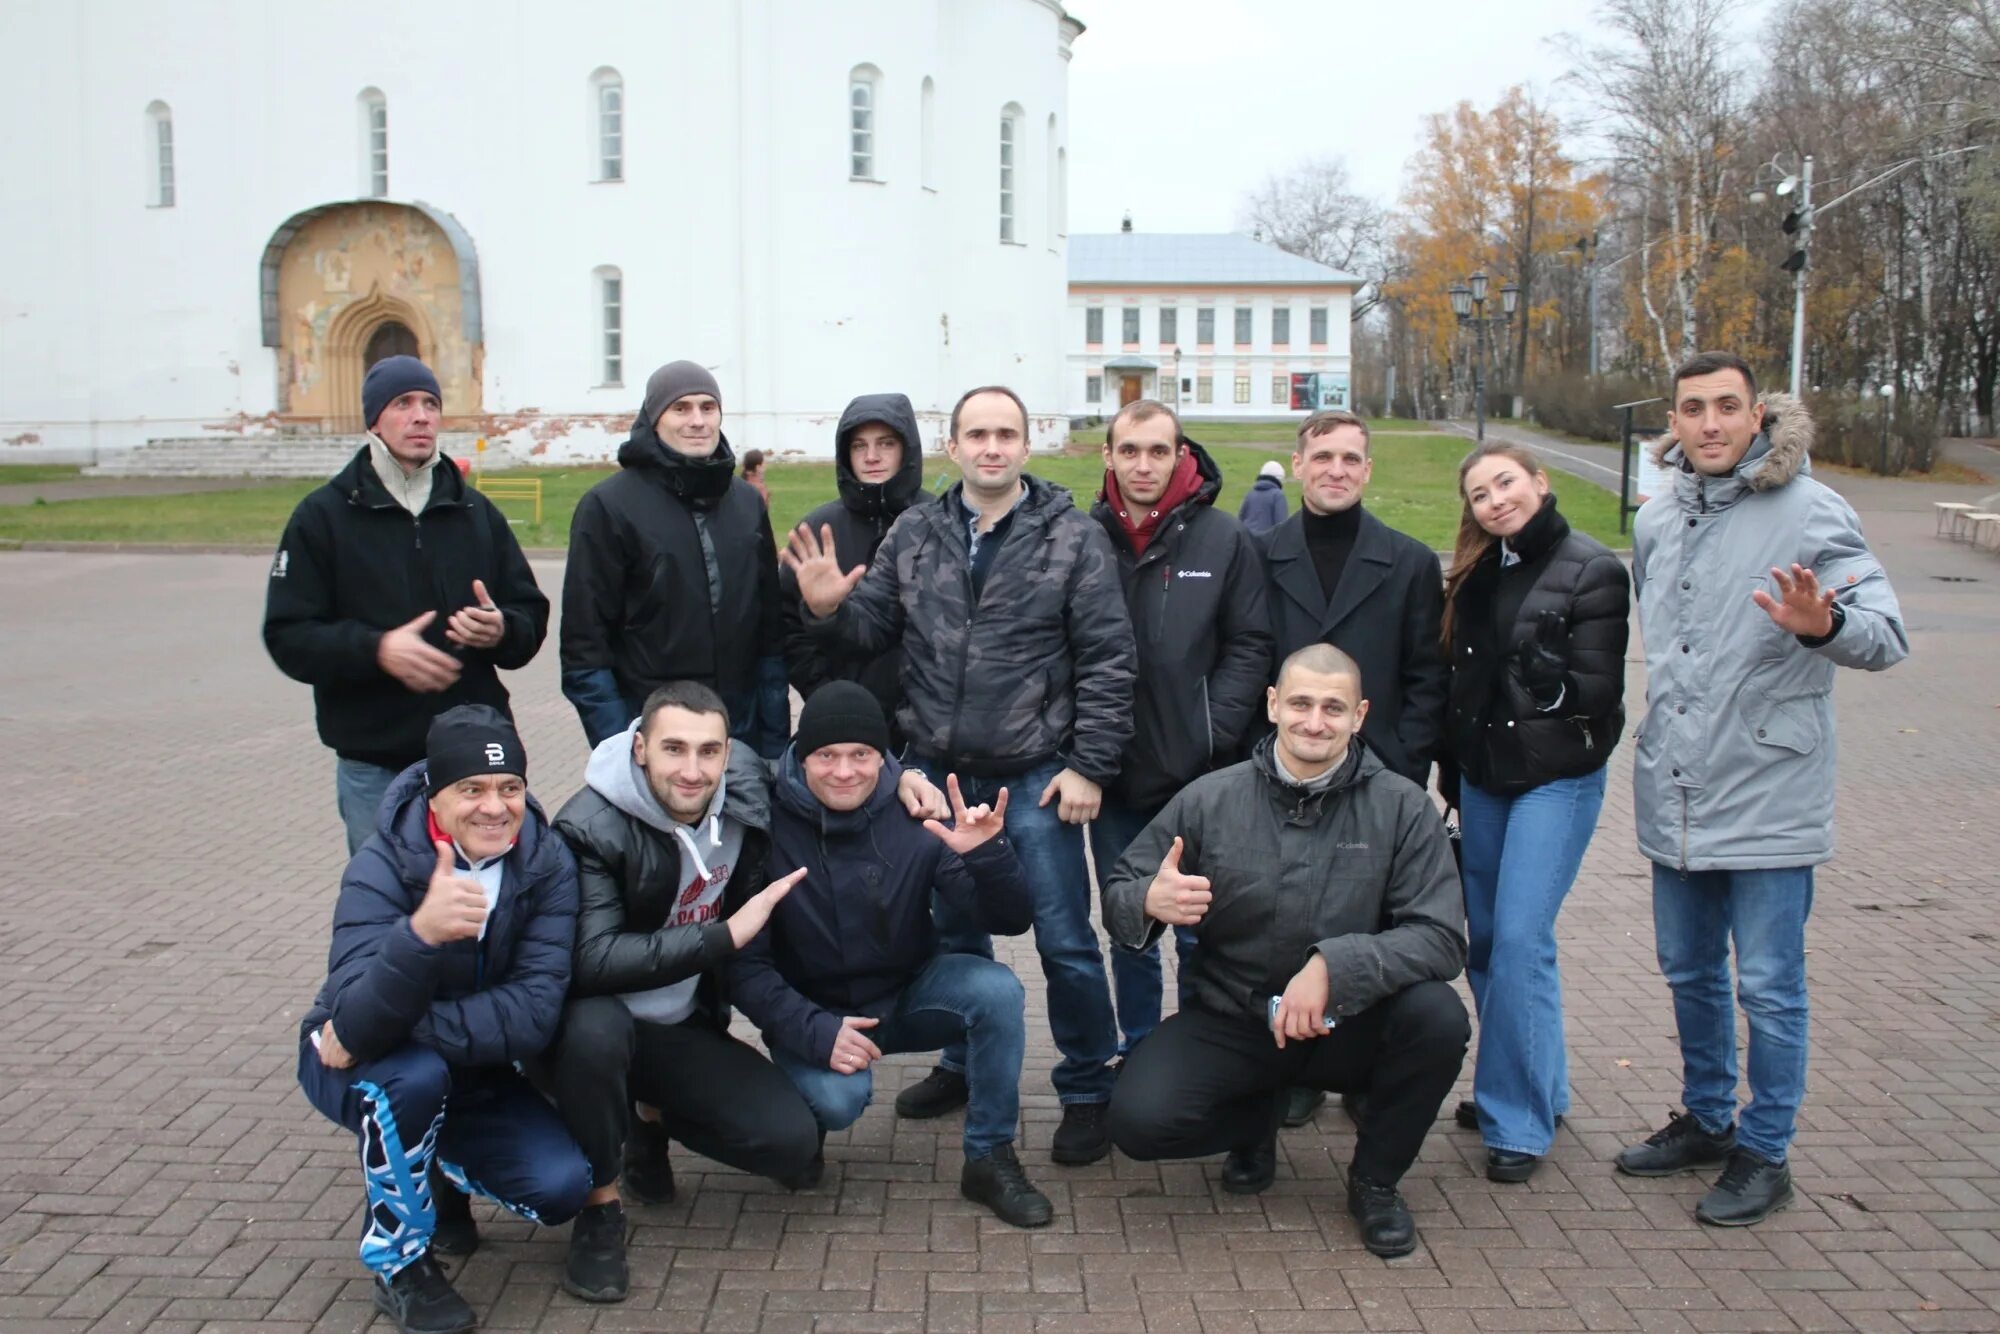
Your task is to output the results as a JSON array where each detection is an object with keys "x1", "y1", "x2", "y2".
[{"x1": 1, "y1": 472, "x2": 1997, "y2": 1332}]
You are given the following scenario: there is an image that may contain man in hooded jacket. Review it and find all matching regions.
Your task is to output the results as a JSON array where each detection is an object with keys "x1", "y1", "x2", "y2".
[
  {"x1": 1236, "y1": 460, "x2": 1288, "y2": 536},
  {"x1": 1089, "y1": 400, "x2": 1272, "y2": 1055},
  {"x1": 781, "y1": 393, "x2": 926, "y2": 735},
  {"x1": 560, "y1": 361, "x2": 788, "y2": 757}
]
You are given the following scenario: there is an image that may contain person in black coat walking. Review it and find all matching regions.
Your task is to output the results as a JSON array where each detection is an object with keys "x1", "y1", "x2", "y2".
[
  {"x1": 263, "y1": 355, "x2": 550, "y2": 854},
  {"x1": 1235, "y1": 460, "x2": 1289, "y2": 535},
  {"x1": 1088, "y1": 401, "x2": 1272, "y2": 1056},
  {"x1": 1438, "y1": 444, "x2": 1629, "y2": 1184},
  {"x1": 780, "y1": 393, "x2": 925, "y2": 735},
  {"x1": 560, "y1": 360, "x2": 788, "y2": 757}
]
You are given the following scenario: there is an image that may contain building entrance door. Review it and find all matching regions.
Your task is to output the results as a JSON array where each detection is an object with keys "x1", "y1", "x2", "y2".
[
  {"x1": 1119, "y1": 375, "x2": 1142, "y2": 406},
  {"x1": 364, "y1": 320, "x2": 419, "y2": 369}
]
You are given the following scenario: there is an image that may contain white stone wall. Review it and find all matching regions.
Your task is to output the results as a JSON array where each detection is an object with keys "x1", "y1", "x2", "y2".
[{"x1": 0, "y1": 0, "x2": 1075, "y2": 461}]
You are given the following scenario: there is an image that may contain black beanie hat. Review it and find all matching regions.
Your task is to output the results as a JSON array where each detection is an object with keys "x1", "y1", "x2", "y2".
[
  {"x1": 363, "y1": 355, "x2": 444, "y2": 430},
  {"x1": 426, "y1": 704, "x2": 526, "y2": 795},
  {"x1": 793, "y1": 682, "x2": 890, "y2": 759},
  {"x1": 640, "y1": 360, "x2": 723, "y2": 425}
]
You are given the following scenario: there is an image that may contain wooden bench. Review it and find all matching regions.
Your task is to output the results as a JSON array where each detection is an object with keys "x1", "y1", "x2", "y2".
[
  {"x1": 1934, "y1": 501, "x2": 1974, "y2": 538},
  {"x1": 477, "y1": 476, "x2": 543, "y2": 526}
]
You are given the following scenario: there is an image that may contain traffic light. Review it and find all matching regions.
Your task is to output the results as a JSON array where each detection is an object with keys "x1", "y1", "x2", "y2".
[
  {"x1": 1782, "y1": 208, "x2": 1803, "y2": 235},
  {"x1": 1781, "y1": 249, "x2": 1807, "y2": 274}
]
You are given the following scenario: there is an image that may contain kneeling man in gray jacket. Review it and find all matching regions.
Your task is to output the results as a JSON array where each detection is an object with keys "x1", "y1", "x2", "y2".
[{"x1": 1102, "y1": 643, "x2": 1469, "y2": 1258}]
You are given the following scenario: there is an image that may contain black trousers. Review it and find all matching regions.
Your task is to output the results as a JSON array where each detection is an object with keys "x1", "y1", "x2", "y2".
[
  {"x1": 546, "y1": 996, "x2": 822, "y2": 1188},
  {"x1": 1107, "y1": 980, "x2": 1469, "y2": 1186}
]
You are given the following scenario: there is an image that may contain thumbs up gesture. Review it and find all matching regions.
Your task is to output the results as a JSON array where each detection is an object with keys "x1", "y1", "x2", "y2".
[
  {"x1": 410, "y1": 840, "x2": 490, "y2": 946},
  {"x1": 1143, "y1": 836, "x2": 1212, "y2": 926}
]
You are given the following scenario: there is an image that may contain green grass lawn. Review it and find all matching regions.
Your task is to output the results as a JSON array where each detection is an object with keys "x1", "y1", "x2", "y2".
[
  {"x1": 0, "y1": 464, "x2": 86, "y2": 484},
  {"x1": 0, "y1": 435, "x2": 1626, "y2": 551}
]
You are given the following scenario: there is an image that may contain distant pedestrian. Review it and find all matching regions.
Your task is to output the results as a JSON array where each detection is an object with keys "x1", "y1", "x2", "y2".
[
  {"x1": 1236, "y1": 460, "x2": 1288, "y2": 535},
  {"x1": 742, "y1": 449, "x2": 771, "y2": 507}
]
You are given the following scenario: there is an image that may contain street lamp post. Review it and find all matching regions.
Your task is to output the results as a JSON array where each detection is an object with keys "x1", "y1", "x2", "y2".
[
  {"x1": 1451, "y1": 272, "x2": 1519, "y2": 443},
  {"x1": 1877, "y1": 382, "x2": 1895, "y2": 474}
]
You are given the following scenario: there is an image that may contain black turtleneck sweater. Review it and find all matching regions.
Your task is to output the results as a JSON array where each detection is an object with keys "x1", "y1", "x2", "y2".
[{"x1": 1301, "y1": 505, "x2": 1363, "y2": 602}]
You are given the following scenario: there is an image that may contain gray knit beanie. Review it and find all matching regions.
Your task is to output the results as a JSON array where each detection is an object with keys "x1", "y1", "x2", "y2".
[{"x1": 641, "y1": 361, "x2": 722, "y2": 425}]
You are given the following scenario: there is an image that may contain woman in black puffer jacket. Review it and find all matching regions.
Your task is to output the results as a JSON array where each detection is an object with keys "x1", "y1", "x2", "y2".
[{"x1": 1440, "y1": 443, "x2": 1630, "y2": 1185}]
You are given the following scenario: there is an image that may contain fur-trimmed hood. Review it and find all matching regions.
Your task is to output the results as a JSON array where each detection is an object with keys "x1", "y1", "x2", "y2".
[{"x1": 1647, "y1": 391, "x2": 1812, "y2": 493}]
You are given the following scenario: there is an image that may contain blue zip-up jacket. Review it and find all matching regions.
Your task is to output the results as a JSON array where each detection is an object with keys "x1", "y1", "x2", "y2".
[
  {"x1": 727, "y1": 749, "x2": 1032, "y2": 1065},
  {"x1": 301, "y1": 762, "x2": 580, "y2": 1067}
]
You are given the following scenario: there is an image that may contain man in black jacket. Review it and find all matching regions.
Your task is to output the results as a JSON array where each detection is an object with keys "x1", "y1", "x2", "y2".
[
  {"x1": 1101, "y1": 645, "x2": 1469, "y2": 1260},
  {"x1": 1254, "y1": 409, "x2": 1448, "y2": 1127},
  {"x1": 545, "y1": 681, "x2": 948, "y2": 1301},
  {"x1": 1089, "y1": 400, "x2": 1272, "y2": 1055},
  {"x1": 560, "y1": 361, "x2": 788, "y2": 757},
  {"x1": 784, "y1": 385, "x2": 1134, "y2": 1165},
  {"x1": 297, "y1": 706, "x2": 587, "y2": 1334},
  {"x1": 729, "y1": 684, "x2": 1052, "y2": 1228},
  {"x1": 781, "y1": 393, "x2": 925, "y2": 735},
  {"x1": 264, "y1": 355, "x2": 549, "y2": 854}
]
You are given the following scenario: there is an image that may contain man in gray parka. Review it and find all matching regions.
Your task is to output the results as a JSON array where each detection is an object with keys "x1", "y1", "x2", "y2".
[{"x1": 1617, "y1": 351, "x2": 1907, "y2": 1228}]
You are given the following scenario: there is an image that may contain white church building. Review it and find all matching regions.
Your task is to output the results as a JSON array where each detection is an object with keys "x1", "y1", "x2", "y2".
[{"x1": 0, "y1": 0, "x2": 1082, "y2": 462}]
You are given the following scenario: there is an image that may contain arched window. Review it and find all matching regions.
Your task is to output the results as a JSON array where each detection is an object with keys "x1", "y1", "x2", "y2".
[
  {"x1": 849, "y1": 65, "x2": 880, "y2": 180},
  {"x1": 594, "y1": 266, "x2": 624, "y2": 386},
  {"x1": 591, "y1": 68, "x2": 624, "y2": 181},
  {"x1": 919, "y1": 77, "x2": 936, "y2": 191},
  {"x1": 1047, "y1": 114, "x2": 1063, "y2": 241},
  {"x1": 999, "y1": 104, "x2": 1023, "y2": 243},
  {"x1": 358, "y1": 88, "x2": 388, "y2": 197},
  {"x1": 146, "y1": 101, "x2": 174, "y2": 207}
]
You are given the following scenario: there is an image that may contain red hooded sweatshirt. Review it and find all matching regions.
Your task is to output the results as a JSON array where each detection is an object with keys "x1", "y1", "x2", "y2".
[{"x1": 1102, "y1": 447, "x2": 1205, "y2": 556}]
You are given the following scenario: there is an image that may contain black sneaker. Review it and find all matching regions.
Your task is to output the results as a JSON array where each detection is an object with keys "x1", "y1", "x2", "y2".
[
  {"x1": 562, "y1": 1201, "x2": 629, "y2": 1303},
  {"x1": 624, "y1": 1118, "x2": 675, "y2": 1204},
  {"x1": 1454, "y1": 1099, "x2": 1478, "y2": 1130},
  {"x1": 1050, "y1": 1101, "x2": 1112, "y2": 1165},
  {"x1": 960, "y1": 1144, "x2": 1054, "y2": 1228},
  {"x1": 428, "y1": 1169, "x2": 478, "y2": 1258},
  {"x1": 1615, "y1": 1110, "x2": 1736, "y2": 1178},
  {"x1": 1221, "y1": 1129, "x2": 1278, "y2": 1195},
  {"x1": 1485, "y1": 1149, "x2": 1540, "y2": 1184},
  {"x1": 1345, "y1": 1174, "x2": 1417, "y2": 1258},
  {"x1": 1696, "y1": 1151, "x2": 1793, "y2": 1227},
  {"x1": 373, "y1": 1254, "x2": 477, "y2": 1334},
  {"x1": 894, "y1": 1065, "x2": 969, "y2": 1120},
  {"x1": 1281, "y1": 1086, "x2": 1326, "y2": 1128}
]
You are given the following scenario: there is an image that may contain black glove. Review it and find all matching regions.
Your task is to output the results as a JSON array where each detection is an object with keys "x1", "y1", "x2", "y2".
[{"x1": 1517, "y1": 610, "x2": 1570, "y2": 710}]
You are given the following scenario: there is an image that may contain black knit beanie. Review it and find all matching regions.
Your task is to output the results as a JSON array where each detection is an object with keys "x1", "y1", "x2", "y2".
[
  {"x1": 426, "y1": 704, "x2": 526, "y2": 795},
  {"x1": 362, "y1": 355, "x2": 443, "y2": 430},
  {"x1": 640, "y1": 360, "x2": 723, "y2": 425},
  {"x1": 793, "y1": 682, "x2": 890, "y2": 758}
]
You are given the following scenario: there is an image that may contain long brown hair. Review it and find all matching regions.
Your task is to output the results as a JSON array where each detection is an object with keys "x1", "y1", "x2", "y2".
[{"x1": 1441, "y1": 443, "x2": 1547, "y2": 649}]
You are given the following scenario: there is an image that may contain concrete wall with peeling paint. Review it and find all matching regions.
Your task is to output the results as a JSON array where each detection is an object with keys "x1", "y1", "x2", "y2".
[{"x1": 0, "y1": 0, "x2": 1077, "y2": 462}]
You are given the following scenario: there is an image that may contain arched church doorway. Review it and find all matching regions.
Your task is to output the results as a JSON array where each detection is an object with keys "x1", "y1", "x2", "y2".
[{"x1": 261, "y1": 201, "x2": 483, "y2": 431}]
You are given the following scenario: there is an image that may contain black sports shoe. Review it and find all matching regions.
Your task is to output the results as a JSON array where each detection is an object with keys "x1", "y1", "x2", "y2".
[
  {"x1": 960, "y1": 1144, "x2": 1054, "y2": 1228},
  {"x1": 624, "y1": 1118, "x2": 676, "y2": 1204},
  {"x1": 1051, "y1": 1101, "x2": 1112, "y2": 1165},
  {"x1": 1696, "y1": 1151, "x2": 1793, "y2": 1227},
  {"x1": 428, "y1": 1169, "x2": 478, "y2": 1258},
  {"x1": 1345, "y1": 1174, "x2": 1417, "y2": 1258},
  {"x1": 1281, "y1": 1086, "x2": 1327, "y2": 1128},
  {"x1": 1454, "y1": 1099, "x2": 1478, "y2": 1130},
  {"x1": 1615, "y1": 1110, "x2": 1736, "y2": 1178},
  {"x1": 1485, "y1": 1149, "x2": 1540, "y2": 1184},
  {"x1": 562, "y1": 1200, "x2": 629, "y2": 1303},
  {"x1": 373, "y1": 1254, "x2": 477, "y2": 1334},
  {"x1": 1222, "y1": 1130, "x2": 1278, "y2": 1195},
  {"x1": 894, "y1": 1065, "x2": 969, "y2": 1120}
]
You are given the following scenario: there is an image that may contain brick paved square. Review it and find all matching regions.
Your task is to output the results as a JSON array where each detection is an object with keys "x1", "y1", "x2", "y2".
[{"x1": 1, "y1": 473, "x2": 1996, "y2": 1331}]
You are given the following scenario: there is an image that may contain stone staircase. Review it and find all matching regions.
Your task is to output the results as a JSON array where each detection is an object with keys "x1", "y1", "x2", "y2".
[{"x1": 86, "y1": 433, "x2": 502, "y2": 478}]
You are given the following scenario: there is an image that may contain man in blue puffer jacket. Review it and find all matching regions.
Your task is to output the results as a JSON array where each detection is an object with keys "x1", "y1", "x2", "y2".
[
  {"x1": 727, "y1": 683, "x2": 1052, "y2": 1228},
  {"x1": 296, "y1": 705, "x2": 587, "y2": 1334}
]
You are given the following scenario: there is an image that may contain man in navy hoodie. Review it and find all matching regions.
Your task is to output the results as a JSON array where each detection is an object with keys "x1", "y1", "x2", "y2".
[
  {"x1": 728, "y1": 684, "x2": 1053, "y2": 1227},
  {"x1": 296, "y1": 705, "x2": 587, "y2": 1334}
]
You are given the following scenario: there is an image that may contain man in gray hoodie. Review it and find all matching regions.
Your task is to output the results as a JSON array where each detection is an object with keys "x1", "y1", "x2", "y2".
[{"x1": 1618, "y1": 352, "x2": 1907, "y2": 1227}]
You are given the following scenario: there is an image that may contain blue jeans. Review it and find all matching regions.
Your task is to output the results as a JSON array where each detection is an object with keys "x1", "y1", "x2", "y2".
[
  {"x1": 1459, "y1": 770, "x2": 1606, "y2": 1155},
  {"x1": 769, "y1": 954, "x2": 1027, "y2": 1158},
  {"x1": 336, "y1": 757, "x2": 403, "y2": 856},
  {"x1": 1650, "y1": 863, "x2": 1814, "y2": 1163},
  {"x1": 1089, "y1": 799, "x2": 1197, "y2": 1055},
  {"x1": 914, "y1": 758, "x2": 1118, "y2": 1103}
]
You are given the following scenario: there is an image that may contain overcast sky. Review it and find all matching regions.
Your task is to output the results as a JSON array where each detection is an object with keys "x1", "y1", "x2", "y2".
[{"x1": 1065, "y1": 0, "x2": 1772, "y2": 236}]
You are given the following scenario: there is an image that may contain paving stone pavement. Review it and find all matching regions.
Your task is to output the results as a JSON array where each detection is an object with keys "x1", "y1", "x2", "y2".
[{"x1": 1, "y1": 471, "x2": 1997, "y2": 1333}]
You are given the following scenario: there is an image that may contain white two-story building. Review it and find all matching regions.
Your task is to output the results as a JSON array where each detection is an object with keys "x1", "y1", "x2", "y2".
[{"x1": 1066, "y1": 229, "x2": 1360, "y2": 421}]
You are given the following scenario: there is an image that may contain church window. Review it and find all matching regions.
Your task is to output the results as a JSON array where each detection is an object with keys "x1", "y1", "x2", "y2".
[
  {"x1": 999, "y1": 104, "x2": 1023, "y2": 242},
  {"x1": 850, "y1": 67, "x2": 880, "y2": 180},
  {"x1": 146, "y1": 101, "x2": 174, "y2": 207},
  {"x1": 592, "y1": 69, "x2": 624, "y2": 182},
  {"x1": 358, "y1": 89, "x2": 388, "y2": 198},
  {"x1": 596, "y1": 266, "x2": 623, "y2": 386}
]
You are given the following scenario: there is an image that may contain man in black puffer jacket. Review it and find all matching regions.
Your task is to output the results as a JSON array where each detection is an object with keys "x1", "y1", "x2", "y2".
[
  {"x1": 560, "y1": 360, "x2": 787, "y2": 756},
  {"x1": 728, "y1": 684, "x2": 1051, "y2": 1228},
  {"x1": 781, "y1": 393, "x2": 926, "y2": 734},
  {"x1": 1088, "y1": 401, "x2": 1272, "y2": 1057},
  {"x1": 785, "y1": 385, "x2": 1133, "y2": 1165},
  {"x1": 296, "y1": 706, "x2": 586, "y2": 1334}
]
